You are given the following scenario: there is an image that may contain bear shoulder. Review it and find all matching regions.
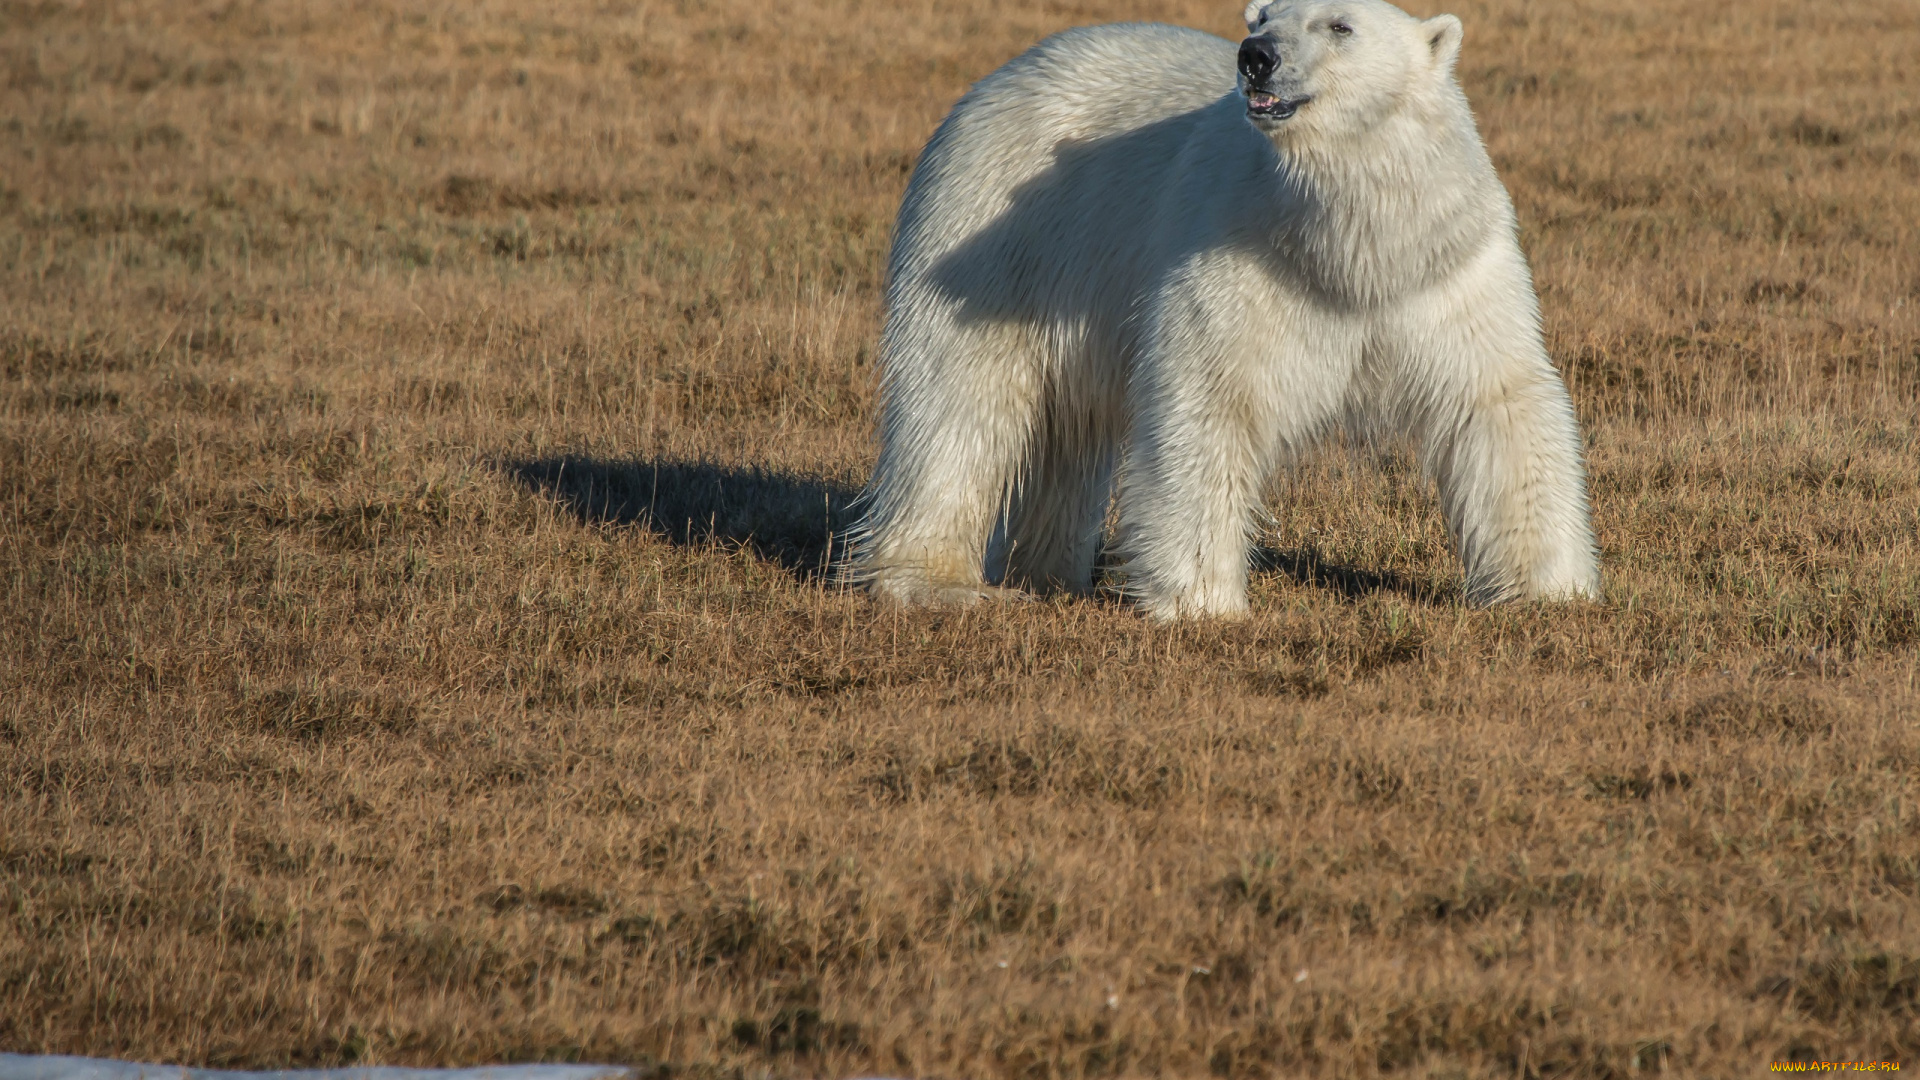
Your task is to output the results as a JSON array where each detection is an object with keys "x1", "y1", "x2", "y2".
[{"x1": 963, "y1": 23, "x2": 1238, "y2": 135}]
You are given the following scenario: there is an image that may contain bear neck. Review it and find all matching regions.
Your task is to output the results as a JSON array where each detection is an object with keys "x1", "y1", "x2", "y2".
[{"x1": 1257, "y1": 91, "x2": 1502, "y2": 310}]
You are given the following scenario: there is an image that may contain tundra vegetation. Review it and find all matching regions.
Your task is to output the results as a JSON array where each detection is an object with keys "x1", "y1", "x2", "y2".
[{"x1": 1, "y1": 0, "x2": 1916, "y2": 1076}]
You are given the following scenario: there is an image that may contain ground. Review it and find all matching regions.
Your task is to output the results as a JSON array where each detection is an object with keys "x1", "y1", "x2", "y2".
[{"x1": 1, "y1": 0, "x2": 1917, "y2": 1076}]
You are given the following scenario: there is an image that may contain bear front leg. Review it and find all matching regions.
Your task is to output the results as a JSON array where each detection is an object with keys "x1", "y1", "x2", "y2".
[
  {"x1": 1116, "y1": 410, "x2": 1264, "y2": 620},
  {"x1": 1392, "y1": 250, "x2": 1601, "y2": 605},
  {"x1": 1115, "y1": 269, "x2": 1307, "y2": 621}
]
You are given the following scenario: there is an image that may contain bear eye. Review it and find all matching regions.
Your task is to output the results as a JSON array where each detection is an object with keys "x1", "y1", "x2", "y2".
[{"x1": 1329, "y1": 19, "x2": 1353, "y2": 35}]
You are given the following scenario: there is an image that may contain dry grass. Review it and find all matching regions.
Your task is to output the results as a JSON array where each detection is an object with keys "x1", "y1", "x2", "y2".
[{"x1": 3, "y1": 0, "x2": 1919, "y2": 1075}]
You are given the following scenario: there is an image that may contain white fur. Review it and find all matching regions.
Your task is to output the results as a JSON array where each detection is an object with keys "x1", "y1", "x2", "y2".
[{"x1": 850, "y1": 0, "x2": 1600, "y2": 619}]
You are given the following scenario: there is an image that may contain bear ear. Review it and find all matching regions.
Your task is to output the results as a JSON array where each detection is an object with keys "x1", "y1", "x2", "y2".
[
  {"x1": 1242, "y1": 0, "x2": 1268, "y2": 31},
  {"x1": 1423, "y1": 14, "x2": 1463, "y2": 72}
]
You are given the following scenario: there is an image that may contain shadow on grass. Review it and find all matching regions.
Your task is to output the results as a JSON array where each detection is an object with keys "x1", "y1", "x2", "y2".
[
  {"x1": 508, "y1": 457, "x2": 860, "y2": 580},
  {"x1": 510, "y1": 457, "x2": 1442, "y2": 602},
  {"x1": 1253, "y1": 546, "x2": 1444, "y2": 605}
]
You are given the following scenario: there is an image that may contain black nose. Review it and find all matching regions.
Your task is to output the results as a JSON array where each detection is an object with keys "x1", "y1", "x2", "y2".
[{"x1": 1238, "y1": 35, "x2": 1279, "y2": 85}]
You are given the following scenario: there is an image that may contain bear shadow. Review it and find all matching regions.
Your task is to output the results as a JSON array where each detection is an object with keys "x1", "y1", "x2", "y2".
[
  {"x1": 506, "y1": 457, "x2": 860, "y2": 581},
  {"x1": 510, "y1": 459, "x2": 1442, "y2": 602},
  {"x1": 922, "y1": 102, "x2": 1259, "y2": 327},
  {"x1": 1251, "y1": 545, "x2": 1445, "y2": 605}
]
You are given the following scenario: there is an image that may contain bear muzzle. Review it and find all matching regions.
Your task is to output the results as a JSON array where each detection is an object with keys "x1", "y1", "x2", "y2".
[{"x1": 1238, "y1": 35, "x2": 1310, "y2": 120}]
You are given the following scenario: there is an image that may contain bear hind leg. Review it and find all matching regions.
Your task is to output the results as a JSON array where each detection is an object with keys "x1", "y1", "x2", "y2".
[
  {"x1": 852, "y1": 324, "x2": 1051, "y2": 606},
  {"x1": 988, "y1": 407, "x2": 1115, "y2": 596}
]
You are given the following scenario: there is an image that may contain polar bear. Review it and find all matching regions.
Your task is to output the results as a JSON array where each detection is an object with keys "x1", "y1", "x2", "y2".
[{"x1": 849, "y1": 0, "x2": 1600, "y2": 618}]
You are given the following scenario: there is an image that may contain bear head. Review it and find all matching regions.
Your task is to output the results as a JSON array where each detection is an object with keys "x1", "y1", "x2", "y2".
[{"x1": 1237, "y1": 0, "x2": 1463, "y2": 136}]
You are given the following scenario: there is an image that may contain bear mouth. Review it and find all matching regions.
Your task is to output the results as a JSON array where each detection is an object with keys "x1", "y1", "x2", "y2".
[{"x1": 1246, "y1": 90, "x2": 1310, "y2": 120}]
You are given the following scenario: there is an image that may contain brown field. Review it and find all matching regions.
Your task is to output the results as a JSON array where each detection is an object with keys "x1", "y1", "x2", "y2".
[{"x1": 3, "y1": 0, "x2": 1918, "y2": 1075}]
